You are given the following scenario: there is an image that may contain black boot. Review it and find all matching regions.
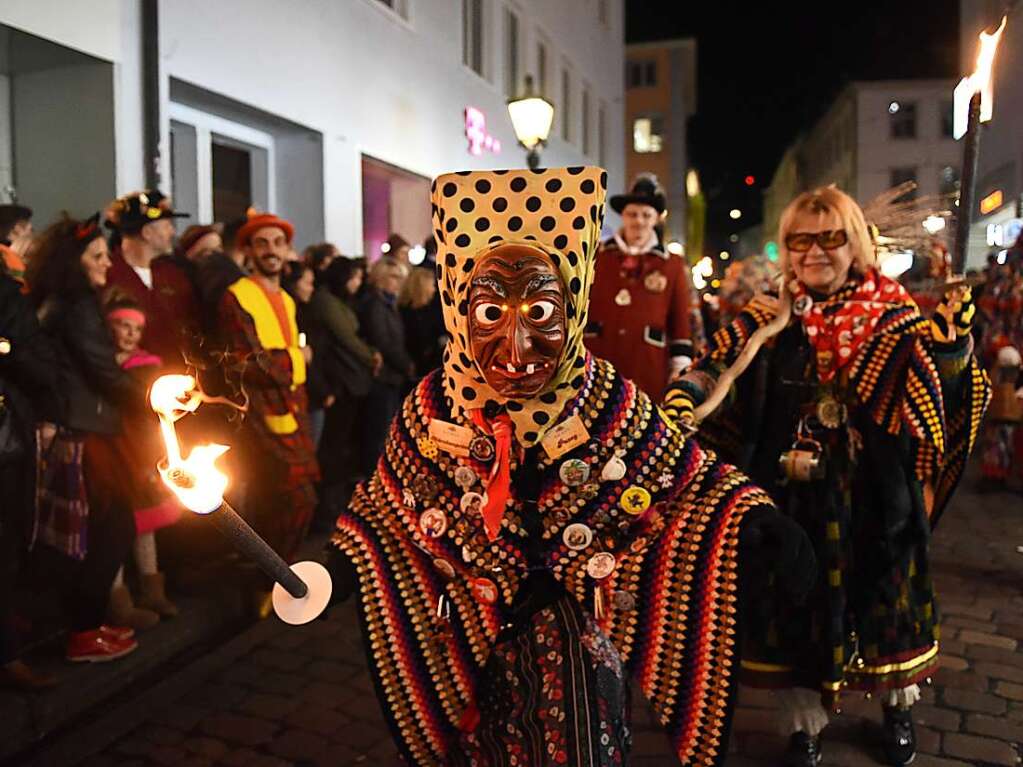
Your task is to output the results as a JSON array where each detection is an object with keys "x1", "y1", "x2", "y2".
[
  {"x1": 784, "y1": 731, "x2": 822, "y2": 767},
  {"x1": 881, "y1": 705, "x2": 916, "y2": 766}
]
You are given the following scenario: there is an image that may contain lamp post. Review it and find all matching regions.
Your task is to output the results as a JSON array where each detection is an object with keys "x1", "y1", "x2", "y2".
[{"x1": 507, "y1": 75, "x2": 554, "y2": 170}]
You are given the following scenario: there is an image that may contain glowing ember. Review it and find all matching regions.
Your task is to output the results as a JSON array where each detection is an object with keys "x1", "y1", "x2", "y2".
[{"x1": 150, "y1": 374, "x2": 230, "y2": 514}]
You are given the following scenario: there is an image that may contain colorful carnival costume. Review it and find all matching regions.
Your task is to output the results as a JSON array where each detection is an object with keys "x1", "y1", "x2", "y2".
[
  {"x1": 218, "y1": 273, "x2": 318, "y2": 562},
  {"x1": 665, "y1": 260, "x2": 989, "y2": 763},
  {"x1": 327, "y1": 166, "x2": 813, "y2": 767},
  {"x1": 586, "y1": 176, "x2": 696, "y2": 397}
]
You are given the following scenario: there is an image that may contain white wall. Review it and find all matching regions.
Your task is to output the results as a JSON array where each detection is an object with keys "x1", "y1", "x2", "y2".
[
  {"x1": 0, "y1": 0, "x2": 625, "y2": 251},
  {"x1": 854, "y1": 81, "x2": 959, "y2": 203},
  {"x1": 158, "y1": 0, "x2": 626, "y2": 251}
]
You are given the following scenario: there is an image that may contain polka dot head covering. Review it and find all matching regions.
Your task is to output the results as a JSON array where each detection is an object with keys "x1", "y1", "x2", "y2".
[{"x1": 432, "y1": 166, "x2": 608, "y2": 446}]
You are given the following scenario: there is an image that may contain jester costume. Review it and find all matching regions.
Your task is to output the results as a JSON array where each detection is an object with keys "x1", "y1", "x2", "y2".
[
  {"x1": 218, "y1": 275, "x2": 318, "y2": 561},
  {"x1": 673, "y1": 271, "x2": 989, "y2": 705},
  {"x1": 329, "y1": 167, "x2": 809, "y2": 766}
]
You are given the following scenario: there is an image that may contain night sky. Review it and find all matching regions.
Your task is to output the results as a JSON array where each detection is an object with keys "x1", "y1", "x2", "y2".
[{"x1": 625, "y1": 0, "x2": 961, "y2": 248}]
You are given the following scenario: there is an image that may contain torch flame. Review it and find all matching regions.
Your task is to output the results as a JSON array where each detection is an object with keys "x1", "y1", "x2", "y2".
[
  {"x1": 151, "y1": 374, "x2": 230, "y2": 514},
  {"x1": 968, "y1": 16, "x2": 1007, "y2": 121}
]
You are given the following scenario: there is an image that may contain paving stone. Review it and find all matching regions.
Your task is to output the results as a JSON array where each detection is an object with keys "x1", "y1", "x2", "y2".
[
  {"x1": 113, "y1": 737, "x2": 154, "y2": 757},
  {"x1": 942, "y1": 688, "x2": 1008, "y2": 715},
  {"x1": 941, "y1": 602, "x2": 994, "y2": 621},
  {"x1": 181, "y1": 735, "x2": 230, "y2": 760},
  {"x1": 736, "y1": 686, "x2": 777, "y2": 709},
  {"x1": 268, "y1": 726, "x2": 331, "y2": 760},
  {"x1": 199, "y1": 712, "x2": 277, "y2": 746},
  {"x1": 936, "y1": 654, "x2": 969, "y2": 672},
  {"x1": 298, "y1": 680, "x2": 348, "y2": 709},
  {"x1": 913, "y1": 704, "x2": 962, "y2": 732},
  {"x1": 911, "y1": 755, "x2": 974, "y2": 767},
  {"x1": 179, "y1": 682, "x2": 249, "y2": 710},
  {"x1": 964, "y1": 712, "x2": 1023, "y2": 742},
  {"x1": 915, "y1": 725, "x2": 942, "y2": 756},
  {"x1": 933, "y1": 668, "x2": 990, "y2": 692},
  {"x1": 959, "y1": 630, "x2": 1018, "y2": 652},
  {"x1": 152, "y1": 703, "x2": 213, "y2": 732},
  {"x1": 237, "y1": 692, "x2": 302, "y2": 720},
  {"x1": 148, "y1": 743, "x2": 190, "y2": 765},
  {"x1": 942, "y1": 732, "x2": 1018, "y2": 765},
  {"x1": 995, "y1": 680, "x2": 1023, "y2": 702},
  {"x1": 942, "y1": 615, "x2": 999, "y2": 633},
  {"x1": 285, "y1": 703, "x2": 351, "y2": 736},
  {"x1": 249, "y1": 646, "x2": 309, "y2": 672},
  {"x1": 966, "y1": 644, "x2": 1023, "y2": 669},
  {"x1": 937, "y1": 638, "x2": 966, "y2": 656},
  {"x1": 306, "y1": 659, "x2": 359, "y2": 684},
  {"x1": 730, "y1": 707, "x2": 777, "y2": 734},
  {"x1": 136, "y1": 723, "x2": 187, "y2": 746}
]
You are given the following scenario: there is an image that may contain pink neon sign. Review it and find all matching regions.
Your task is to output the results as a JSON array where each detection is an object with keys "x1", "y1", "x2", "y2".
[{"x1": 464, "y1": 107, "x2": 502, "y2": 155}]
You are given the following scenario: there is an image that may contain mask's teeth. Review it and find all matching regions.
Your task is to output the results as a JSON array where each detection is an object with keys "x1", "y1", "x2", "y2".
[
  {"x1": 506, "y1": 362, "x2": 516, "y2": 373},
  {"x1": 526, "y1": 363, "x2": 535, "y2": 375}
]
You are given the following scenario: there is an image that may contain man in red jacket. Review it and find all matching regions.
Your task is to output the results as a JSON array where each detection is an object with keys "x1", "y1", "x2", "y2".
[
  {"x1": 104, "y1": 190, "x2": 197, "y2": 371},
  {"x1": 586, "y1": 175, "x2": 695, "y2": 397}
]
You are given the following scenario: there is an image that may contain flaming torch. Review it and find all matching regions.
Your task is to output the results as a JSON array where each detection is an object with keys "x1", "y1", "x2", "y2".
[
  {"x1": 150, "y1": 375, "x2": 331, "y2": 625},
  {"x1": 951, "y1": 16, "x2": 1007, "y2": 275}
]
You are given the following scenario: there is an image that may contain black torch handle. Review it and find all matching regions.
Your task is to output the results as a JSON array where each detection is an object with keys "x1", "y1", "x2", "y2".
[
  {"x1": 209, "y1": 501, "x2": 308, "y2": 599},
  {"x1": 951, "y1": 91, "x2": 983, "y2": 276}
]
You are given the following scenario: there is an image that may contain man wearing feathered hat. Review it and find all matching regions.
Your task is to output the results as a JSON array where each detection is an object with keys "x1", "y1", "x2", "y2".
[
  {"x1": 105, "y1": 190, "x2": 198, "y2": 370},
  {"x1": 586, "y1": 174, "x2": 697, "y2": 397},
  {"x1": 326, "y1": 166, "x2": 814, "y2": 766},
  {"x1": 218, "y1": 209, "x2": 318, "y2": 607}
]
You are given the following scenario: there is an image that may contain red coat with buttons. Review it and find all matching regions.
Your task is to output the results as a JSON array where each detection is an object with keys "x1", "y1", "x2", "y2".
[{"x1": 585, "y1": 237, "x2": 693, "y2": 398}]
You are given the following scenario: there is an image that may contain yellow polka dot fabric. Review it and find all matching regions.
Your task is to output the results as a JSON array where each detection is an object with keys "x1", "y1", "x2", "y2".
[{"x1": 431, "y1": 167, "x2": 607, "y2": 446}]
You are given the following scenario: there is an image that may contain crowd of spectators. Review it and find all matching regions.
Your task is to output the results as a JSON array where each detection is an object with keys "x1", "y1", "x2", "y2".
[{"x1": 0, "y1": 194, "x2": 445, "y2": 686}]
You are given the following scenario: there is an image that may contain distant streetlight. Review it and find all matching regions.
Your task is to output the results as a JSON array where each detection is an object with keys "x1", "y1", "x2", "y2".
[
  {"x1": 729, "y1": 234, "x2": 739, "y2": 243},
  {"x1": 719, "y1": 250, "x2": 730, "y2": 260},
  {"x1": 408, "y1": 245, "x2": 426, "y2": 265},
  {"x1": 507, "y1": 75, "x2": 554, "y2": 170},
  {"x1": 729, "y1": 209, "x2": 742, "y2": 220},
  {"x1": 888, "y1": 101, "x2": 901, "y2": 114}
]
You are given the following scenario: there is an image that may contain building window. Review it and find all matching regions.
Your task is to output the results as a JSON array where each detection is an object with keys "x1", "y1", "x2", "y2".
[
  {"x1": 626, "y1": 59, "x2": 657, "y2": 89},
  {"x1": 373, "y1": 0, "x2": 409, "y2": 19},
  {"x1": 939, "y1": 165, "x2": 960, "y2": 196},
  {"x1": 504, "y1": 7, "x2": 519, "y2": 97},
  {"x1": 561, "y1": 67, "x2": 572, "y2": 142},
  {"x1": 940, "y1": 100, "x2": 955, "y2": 138},
  {"x1": 633, "y1": 114, "x2": 663, "y2": 153},
  {"x1": 889, "y1": 166, "x2": 918, "y2": 198},
  {"x1": 890, "y1": 101, "x2": 917, "y2": 139},
  {"x1": 598, "y1": 101, "x2": 607, "y2": 166},
  {"x1": 581, "y1": 86, "x2": 591, "y2": 155},
  {"x1": 463, "y1": 0, "x2": 484, "y2": 77},
  {"x1": 537, "y1": 40, "x2": 548, "y2": 97}
]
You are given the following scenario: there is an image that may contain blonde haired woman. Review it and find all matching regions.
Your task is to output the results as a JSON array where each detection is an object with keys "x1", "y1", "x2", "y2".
[
  {"x1": 663, "y1": 186, "x2": 989, "y2": 766},
  {"x1": 399, "y1": 265, "x2": 445, "y2": 380}
]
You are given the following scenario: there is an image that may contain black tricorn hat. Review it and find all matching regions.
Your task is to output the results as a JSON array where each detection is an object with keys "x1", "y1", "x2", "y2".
[{"x1": 609, "y1": 173, "x2": 666, "y2": 214}]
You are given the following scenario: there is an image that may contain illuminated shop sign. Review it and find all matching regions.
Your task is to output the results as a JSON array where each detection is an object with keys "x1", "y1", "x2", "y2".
[
  {"x1": 464, "y1": 107, "x2": 502, "y2": 156},
  {"x1": 979, "y1": 189, "x2": 1004, "y2": 215},
  {"x1": 986, "y1": 218, "x2": 1022, "y2": 247}
]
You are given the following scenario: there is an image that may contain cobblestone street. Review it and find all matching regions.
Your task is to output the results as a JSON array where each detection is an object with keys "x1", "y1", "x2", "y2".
[{"x1": 27, "y1": 474, "x2": 1023, "y2": 767}]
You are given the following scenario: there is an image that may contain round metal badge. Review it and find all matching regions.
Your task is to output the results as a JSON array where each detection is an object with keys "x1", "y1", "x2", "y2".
[
  {"x1": 417, "y1": 436, "x2": 440, "y2": 460},
  {"x1": 619, "y1": 486, "x2": 652, "y2": 516},
  {"x1": 579, "y1": 482, "x2": 601, "y2": 500},
  {"x1": 793, "y1": 294, "x2": 813, "y2": 317},
  {"x1": 614, "y1": 288, "x2": 632, "y2": 306},
  {"x1": 562, "y1": 523, "x2": 594, "y2": 551},
  {"x1": 559, "y1": 458, "x2": 591, "y2": 487},
  {"x1": 470, "y1": 577, "x2": 499, "y2": 605},
  {"x1": 413, "y1": 474, "x2": 439, "y2": 504},
  {"x1": 586, "y1": 552, "x2": 617, "y2": 580},
  {"x1": 469, "y1": 435, "x2": 495, "y2": 462},
  {"x1": 612, "y1": 590, "x2": 636, "y2": 611},
  {"x1": 454, "y1": 466, "x2": 478, "y2": 491},
  {"x1": 460, "y1": 491, "x2": 486, "y2": 516},
  {"x1": 419, "y1": 508, "x2": 447, "y2": 538}
]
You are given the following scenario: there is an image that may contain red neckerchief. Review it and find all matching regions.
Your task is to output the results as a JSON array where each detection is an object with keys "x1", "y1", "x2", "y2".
[
  {"x1": 792, "y1": 269, "x2": 911, "y2": 383},
  {"x1": 470, "y1": 410, "x2": 513, "y2": 541}
]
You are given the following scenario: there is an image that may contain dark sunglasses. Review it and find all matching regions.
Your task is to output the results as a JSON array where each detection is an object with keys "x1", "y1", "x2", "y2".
[{"x1": 784, "y1": 229, "x2": 848, "y2": 252}]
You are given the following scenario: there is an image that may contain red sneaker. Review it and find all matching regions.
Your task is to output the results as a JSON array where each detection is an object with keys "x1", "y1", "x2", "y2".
[
  {"x1": 66, "y1": 629, "x2": 138, "y2": 662},
  {"x1": 99, "y1": 625, "x2": 135, "y2": 641}
]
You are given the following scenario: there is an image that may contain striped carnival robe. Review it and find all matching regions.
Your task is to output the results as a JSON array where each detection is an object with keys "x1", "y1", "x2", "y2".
[{"x1": 331, "y1": 355, "x2": 778, "y2": 766}]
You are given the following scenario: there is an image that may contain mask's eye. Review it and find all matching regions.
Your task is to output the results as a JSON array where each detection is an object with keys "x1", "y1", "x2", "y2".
[
  {"x1": 526, "y1": 300, "x2": 556, "y2": 323},
  {"x1": 473, "y1": 303, "x2": 504, "y2": 325}
]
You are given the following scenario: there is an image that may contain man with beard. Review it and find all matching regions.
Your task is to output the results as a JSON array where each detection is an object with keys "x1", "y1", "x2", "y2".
[
  {"x1": 586, "y1": 174, "x2": 697, "y2": 397},
  {"x1": 105, "y1": 190, "x2": 196, "y2": 370},
  {"x1": 218, "y1": 210, "x2": 318, "y2": 612}
]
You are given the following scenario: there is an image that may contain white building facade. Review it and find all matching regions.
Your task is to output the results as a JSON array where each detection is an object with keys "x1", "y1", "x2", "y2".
[{"x1": 0, "y1": 0, "x2": 626, "y2": 253}]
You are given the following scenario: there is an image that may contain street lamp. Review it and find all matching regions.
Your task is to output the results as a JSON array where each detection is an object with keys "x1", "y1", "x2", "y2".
[
  {"x1": 507, "y1": 75, "x2": 554, "y2": 170},
  {"x1": 729, "y1": 208, "x2": 742, "y2": 220}
]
